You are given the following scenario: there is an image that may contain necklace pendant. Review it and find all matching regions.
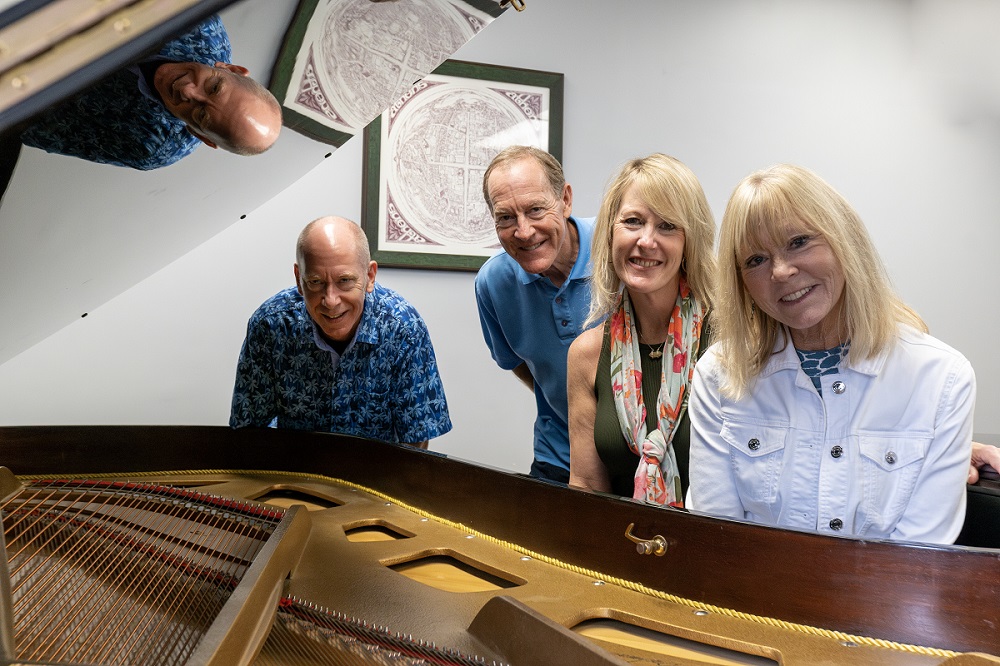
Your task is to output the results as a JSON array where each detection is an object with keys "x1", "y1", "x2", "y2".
[{"x1": 648, "y1": 349, "x2": 663, "y2": 359}]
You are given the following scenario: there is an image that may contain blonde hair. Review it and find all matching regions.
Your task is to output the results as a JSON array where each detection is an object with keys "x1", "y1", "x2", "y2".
[
  {"x1": 716, "y1": 164, "x2": 926, "y2": 397},
  {"x1": 587, "y1": 153, "x2": 716, "y2": 326}
]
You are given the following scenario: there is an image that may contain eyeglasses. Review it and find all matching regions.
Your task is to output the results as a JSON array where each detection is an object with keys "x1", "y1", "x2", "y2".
[{"x1": 493, "y1": 202, "x2": 560, "y2": 231}]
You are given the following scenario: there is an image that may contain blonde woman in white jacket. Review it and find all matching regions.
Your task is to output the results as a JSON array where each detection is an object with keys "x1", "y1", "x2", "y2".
[{"x1": 688, "y1": 164, "x2": 974, "y2": 544}]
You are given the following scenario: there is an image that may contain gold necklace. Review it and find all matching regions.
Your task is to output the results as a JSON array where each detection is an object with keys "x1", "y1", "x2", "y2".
[{"x1": 635, "y1": 320, "x2": 665, "y2": 359}]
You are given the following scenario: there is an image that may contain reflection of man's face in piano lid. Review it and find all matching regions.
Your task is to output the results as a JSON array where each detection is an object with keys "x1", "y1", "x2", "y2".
[{"x1": 153, "y1": 61, "x2": 281, "y2": 155}]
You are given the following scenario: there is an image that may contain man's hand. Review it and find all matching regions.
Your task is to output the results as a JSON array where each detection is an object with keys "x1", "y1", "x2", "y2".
[{"x1": 969, "y1": 441, "x2": 1000, "y2": 484}]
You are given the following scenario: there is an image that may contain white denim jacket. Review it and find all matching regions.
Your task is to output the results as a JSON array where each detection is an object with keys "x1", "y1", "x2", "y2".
[{"x1": 688, "y1": 325, "x2": 975, "y2": 544}]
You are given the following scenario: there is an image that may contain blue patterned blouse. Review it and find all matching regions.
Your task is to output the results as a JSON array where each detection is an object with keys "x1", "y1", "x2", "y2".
[
  {"x1": 230, "y1": 285, "x2": 452, "y2": 444},
  {"x1": 796, "y1": 343, "x2": 849, "y2": 394}
]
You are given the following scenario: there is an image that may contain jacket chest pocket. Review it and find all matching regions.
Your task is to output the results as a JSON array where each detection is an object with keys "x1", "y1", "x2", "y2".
[
  {"x1": 856, "y1": 434, "x2": 929, "y2": 533},
  {"x1": 721, "y1": 422, "x2": 788, "y2": 509}
]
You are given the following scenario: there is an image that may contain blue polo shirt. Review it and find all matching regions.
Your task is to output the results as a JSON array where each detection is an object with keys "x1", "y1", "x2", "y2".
[{"x1": 474, "y1": 216, "x2": 596, "y2": 473}]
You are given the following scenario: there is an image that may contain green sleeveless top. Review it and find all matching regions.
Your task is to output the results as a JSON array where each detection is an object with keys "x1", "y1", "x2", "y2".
[{"x1": 593, "y1": 320, "x2": 708, "y2": 498}]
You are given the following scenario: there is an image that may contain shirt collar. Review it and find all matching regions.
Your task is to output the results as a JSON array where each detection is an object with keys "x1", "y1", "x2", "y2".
[
  {"x1": 304, "y1": 287, "x2": 379, "y2": 355},
  {"x1": 309, "y1": 320, "x2": 356, "y2": 358},
  {"x1": 352, "y1": 286, "x2": 381, "y2": 345},
  {"x1": 760, "y1": 327, "x2": 886, "y2": 378},
  {"x1": 130, "y1": 56, "x2": 173, "y2": 106}
]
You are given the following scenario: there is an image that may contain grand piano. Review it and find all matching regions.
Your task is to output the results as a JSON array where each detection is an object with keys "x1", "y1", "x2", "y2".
[
  {"x1": 0, "y1": 425, "x2": 997, "y2": 666},
  {"x1": 1, "y1": 1, "x2": 998, "y2": 665}
]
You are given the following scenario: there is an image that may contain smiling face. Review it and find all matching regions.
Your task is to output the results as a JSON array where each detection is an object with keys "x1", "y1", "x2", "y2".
[
  {"x1": 153, "y1": 61, "x2": 279, "y2": 153},
  {"x1": 611, "y1": 183, "x2": 686, "y2": 301},
  {"x1": 294, "y1": 220, "x2": 377, "y2": 345},
  {"x1": 486, "y1": 157, "x2": 576, "y2": 283},
  {"x1": 739, "y1": 221, "x2": 846, "y2": 349}
]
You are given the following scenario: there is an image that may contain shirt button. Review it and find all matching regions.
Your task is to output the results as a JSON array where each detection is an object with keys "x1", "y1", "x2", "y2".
[
  {"x1": 885, "y1": 451, "x2": 897, "y2": 465},
  {"x1": 555, "y1": 297, "x2": 562, "y2": 304},
  {"x1": 829, "y1": 518, "x2": 843, "y2": 530},
  {"x1": 561, "y1": 320, "x2": 568, "y2": 327},
  {"x1": 830, "y1": 445, "x2": 843, "y2": 459},
  {"x1": 832, "y1": 380, "x2": 846, "y2": 394},
  {"x1": 748, "y1": 438, "x2": 760, "y2": 451}
]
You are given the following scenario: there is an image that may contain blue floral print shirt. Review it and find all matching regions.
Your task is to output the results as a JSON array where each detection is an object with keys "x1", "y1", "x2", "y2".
[
  {"x1": 20, "y1": 15, "x2": 231, "y2": 170},
  {"x1": 230, "y1": 285, "x2": 452, "y2": 444}
]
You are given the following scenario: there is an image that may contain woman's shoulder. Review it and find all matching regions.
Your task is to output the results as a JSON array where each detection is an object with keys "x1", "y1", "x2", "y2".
[
  {"x1": 697, "y1": 339, "x2": 725, "y2": 362},
  {"x1": 569, "y1": 324, "x2": 604, "y2": 361},
  {"x1": 889, "y1": 324, "x2": 974, "y2": 383},
  {"x1": 568, "y1": 325, "x2": 603, "y2": 392},
  {"x1": 690, "y1": 340, "x2": 726, "y2": 386},
  {"x1": 895, "y1": 323, "x2": 969, "y2": 361}
]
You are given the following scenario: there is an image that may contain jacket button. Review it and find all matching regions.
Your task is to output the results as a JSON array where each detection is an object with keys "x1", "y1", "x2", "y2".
[
  {"x1": 885, "y1": 451, "x2": 897, "y2": 465},
  {"x1": 830, "y1": 445, "x2": 843, "y2": 459},
  {"x1": 832, "y1": 380, "x2": 846, "y2": 394},
  {"x1": 748, "y1": 438, "x2": 760, "y2": 451},
  {"x1": 829, "y1": 518, "x2": 843, "y2": 530}
]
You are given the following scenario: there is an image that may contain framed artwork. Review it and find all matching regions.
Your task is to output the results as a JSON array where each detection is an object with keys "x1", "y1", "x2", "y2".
[
  {"x1": 362, "y1": 59, "x2": 564, "y2": 271},
  {"x1": 269, "y1": 0, "x2": 505, "y2": 147}
]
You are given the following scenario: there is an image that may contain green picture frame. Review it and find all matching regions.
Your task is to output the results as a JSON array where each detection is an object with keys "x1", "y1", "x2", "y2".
[
  {"x1": 362, "y1": 59, "x2": 564, "y2": 271},
  {"x1": 269, "y1": 0, "x2": 506, "y2": 147}
]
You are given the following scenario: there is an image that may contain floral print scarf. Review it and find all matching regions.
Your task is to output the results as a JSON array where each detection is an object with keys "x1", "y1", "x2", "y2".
[{"x1": 610, "y1": 278, "x2": 703, "y2": 506}]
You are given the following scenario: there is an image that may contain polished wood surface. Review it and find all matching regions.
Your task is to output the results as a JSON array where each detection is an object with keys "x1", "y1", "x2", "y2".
[
  {"x1": 0, "y1": 425, "x2": 998, "y2": 658},
  {"x1": 576, "y1": 620, "x2": 776, "y2": 665}
]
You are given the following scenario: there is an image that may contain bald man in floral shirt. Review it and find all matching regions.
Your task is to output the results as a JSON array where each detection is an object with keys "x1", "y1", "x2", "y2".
[{"x1": 230, "y1": 217, "x2": 451, "y2": 448}]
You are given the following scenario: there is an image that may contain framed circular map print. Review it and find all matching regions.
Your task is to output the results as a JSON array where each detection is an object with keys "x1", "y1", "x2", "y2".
[{"x1": 362, "y1": 59, "x2": 563, "y2": 270}]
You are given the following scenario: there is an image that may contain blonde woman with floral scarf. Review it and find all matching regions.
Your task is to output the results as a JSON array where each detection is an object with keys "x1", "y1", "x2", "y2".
[{"x1": 567, "y1": 154, "x2": 716, "y2": 506}]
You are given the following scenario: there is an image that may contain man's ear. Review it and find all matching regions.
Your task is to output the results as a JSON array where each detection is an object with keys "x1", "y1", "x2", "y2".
[
  {"x1": 215, "y1": 62, "x2": 250, "y2": 77},
  {"x1": 293, "y1": 263, "x2": 303, "y2": 296},
  {"x1": 186, "y1": 127, "x2": 218, "y2": 149},
  {"x1": 366, "y1": 261, "x2": 378, "y2": 292}
]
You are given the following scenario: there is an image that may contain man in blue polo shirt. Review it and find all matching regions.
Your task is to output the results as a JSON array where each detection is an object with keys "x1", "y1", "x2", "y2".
[{"x1": 475, "y1": 146, "x2": 595, "y2": 483}]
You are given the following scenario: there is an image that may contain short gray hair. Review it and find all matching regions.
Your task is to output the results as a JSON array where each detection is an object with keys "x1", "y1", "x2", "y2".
[{"x1": 482, "y1": 146, "x2": 565, "y2": 213}]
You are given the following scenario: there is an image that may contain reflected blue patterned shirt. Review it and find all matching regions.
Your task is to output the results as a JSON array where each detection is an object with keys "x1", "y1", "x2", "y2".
[
  {"x1": 20, "y1": 15, "x2": 231, "y2": 170},
  {"x1": 230, "y1": 285, "x2": 452, "y2": 444}
]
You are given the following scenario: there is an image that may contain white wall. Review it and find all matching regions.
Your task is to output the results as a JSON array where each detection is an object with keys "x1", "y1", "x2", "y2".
[
  {"x1": 0, "y1": 0, "x2": 324, "y2": 362},
  {"x1": 2, "y1": 0, "x2": 999, "y2": 474}
]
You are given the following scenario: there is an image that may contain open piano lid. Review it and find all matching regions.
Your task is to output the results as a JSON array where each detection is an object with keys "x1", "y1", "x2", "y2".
[{"x1": 0, "y1": 0, "x2": 241, "y2": 132}]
